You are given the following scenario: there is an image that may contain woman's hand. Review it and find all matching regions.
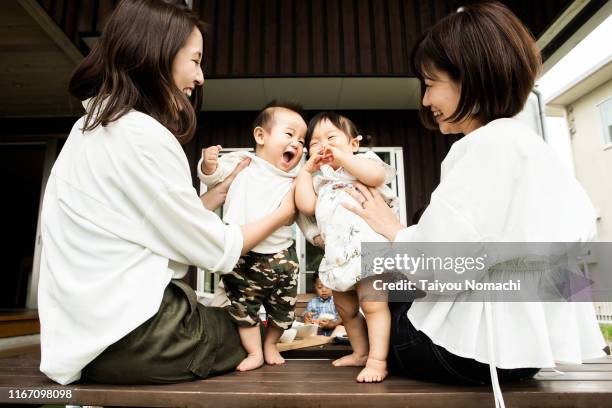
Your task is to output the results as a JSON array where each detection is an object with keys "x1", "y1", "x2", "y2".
[
  {"x1": 200, "y1": 157, "x2": 250, "y2": 211},
  {"x1": 342, "y1": 182, "x2": 405, "y2": 241}
]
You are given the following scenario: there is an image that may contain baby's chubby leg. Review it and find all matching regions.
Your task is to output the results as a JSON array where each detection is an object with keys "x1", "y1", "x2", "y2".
[
  {"x1": 263, "y1": 324, "x2": 286, "y2": 365},
  {"x1": 236, "y1": 325, "x2": 264, "y2": 371},
  {"x1": 332, "y1": 290, "x2": 369, "y2": 367},
  {"x1": 356, "y1": 298, "x2": 390, "y2": 383}
]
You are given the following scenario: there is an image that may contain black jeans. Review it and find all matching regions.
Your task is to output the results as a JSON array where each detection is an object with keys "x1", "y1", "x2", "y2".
[{"x1": 387, "y1": 302, "x2": 540, "y2": 385}]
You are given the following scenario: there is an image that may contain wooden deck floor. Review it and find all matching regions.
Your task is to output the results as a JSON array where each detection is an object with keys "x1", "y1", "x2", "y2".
[{"x1": 1, "y1": 350, "x2": 612, "y2": 407}]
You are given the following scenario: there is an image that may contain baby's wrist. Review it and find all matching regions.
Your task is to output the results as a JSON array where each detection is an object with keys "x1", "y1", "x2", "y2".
[{"x1": 301, "y1": 166, "x2": 316, "y2": 175}]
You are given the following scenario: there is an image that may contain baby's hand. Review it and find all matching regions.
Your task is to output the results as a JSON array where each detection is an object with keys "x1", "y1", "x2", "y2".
[
  {"x1": 202, "y1": 145, "x2": 222, "y2": 175},
  {"x1": 313, "y1": 235, "x2": 325, "y2": 248},
  {"x1": 303, "y1": 312, "x2": 315, "y2": 324},
  {"x1": 303, "y1": 147, "x2": 330, "y2": 174},
  {"x1": 322, "y1": 145, "x2": 348, "y2": 166},
  {"x1": 318, "y1": 319, "x2": 335, "y2": 329}
]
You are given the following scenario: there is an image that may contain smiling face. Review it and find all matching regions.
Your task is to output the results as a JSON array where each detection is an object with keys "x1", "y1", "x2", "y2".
[
  {"x1": 308, "y1": 119, "x2": 359, "y2": 169},
  {"x1": 314, "y1": 278, "x2": 331, "y2": 300},
  {"x1": 254, "y1": 108, "x2": 307, "y2": 172},
  {"x1": 421, "y1": 68, "x2": 482, "y2": 135},
  {"x1": 171, "y1": 27, "x2": 204, "y2": 98}
]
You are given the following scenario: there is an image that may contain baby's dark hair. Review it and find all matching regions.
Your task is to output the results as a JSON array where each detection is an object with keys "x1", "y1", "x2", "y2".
[
  {"x1": 312, "y1": 271, "x2": 320, "y2": 284},
  {"x1": 305, "y1": 111, "x2": 373, "y2": 154},
  {"x1": 252, "y1": 100, "x2": 305, "y2": 151}
]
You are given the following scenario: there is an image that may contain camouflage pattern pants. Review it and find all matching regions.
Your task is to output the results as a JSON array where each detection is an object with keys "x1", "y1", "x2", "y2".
[{"x1": 222, "y1": 245, "x2": 299, "y2": 329}]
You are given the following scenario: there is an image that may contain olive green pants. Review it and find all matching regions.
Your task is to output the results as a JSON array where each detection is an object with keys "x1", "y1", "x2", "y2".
[{"x1": 81, "y1": 280, "x2": 246, "y2": 384}]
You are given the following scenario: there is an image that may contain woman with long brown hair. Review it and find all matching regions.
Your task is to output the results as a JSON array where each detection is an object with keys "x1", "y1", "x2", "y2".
[
  {"x1": 343, "y1": 2, "x2": 605, "y2": 407},
  {"x1": 38, "y1": 0, "x2": 295, "y2": 385}
]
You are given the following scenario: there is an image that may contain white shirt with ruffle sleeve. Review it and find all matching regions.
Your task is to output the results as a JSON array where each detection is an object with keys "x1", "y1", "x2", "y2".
[
  {"x1": 395, "y1": 118, "x2": 605, "y2": 370},
  {"x1": 39, "y1": 101, "x2": 243, "y2": 384}
]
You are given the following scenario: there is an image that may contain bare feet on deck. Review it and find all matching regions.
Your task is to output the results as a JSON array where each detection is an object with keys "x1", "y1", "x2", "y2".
[
  {"x1": 332, "y1": 352, "x2": 368, "y2": 367},
  {"x1": 356, "y1": 358, "x2": 388, "y2": 383},
  {"x1": 264, "y1": 344, "x2": 286, "y2": 365},
  {"x1": 236, "y1": 353, "x2": 264, "y2": 372}
]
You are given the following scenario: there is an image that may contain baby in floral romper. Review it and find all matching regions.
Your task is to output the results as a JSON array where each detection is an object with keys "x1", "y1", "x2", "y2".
[{"x1": 295, "y1": 111, "x2": 400, "y2": 383}]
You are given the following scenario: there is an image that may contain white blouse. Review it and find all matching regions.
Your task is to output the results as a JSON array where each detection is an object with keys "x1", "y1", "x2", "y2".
[
  {"x1": 396, "y1": 118, "x2": 605, "y2": 370},
  {"x1": 38, "y1": 101, "x2": 243, "y2": 384}
]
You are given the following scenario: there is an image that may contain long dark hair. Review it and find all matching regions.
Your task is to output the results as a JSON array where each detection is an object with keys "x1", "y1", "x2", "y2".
[
  {"x1": 412, "y1": 1, "x2": 541, "y2": 130},
  {"x1": 69, "y1": 0, "x2": 206, "y2": 143}
]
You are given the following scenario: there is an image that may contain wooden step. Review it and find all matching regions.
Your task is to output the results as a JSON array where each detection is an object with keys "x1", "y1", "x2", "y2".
[
  {"x1": 2, "y1": 351, "x2": 612, "y2": 407},
  {"x1": 0, "y1": 311, "x2": 39, "y2": 338}
]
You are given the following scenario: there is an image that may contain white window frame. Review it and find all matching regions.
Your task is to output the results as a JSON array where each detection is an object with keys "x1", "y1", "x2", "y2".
[{"x1": 597, "y1": 96, "x2": 612, "y2": 146}]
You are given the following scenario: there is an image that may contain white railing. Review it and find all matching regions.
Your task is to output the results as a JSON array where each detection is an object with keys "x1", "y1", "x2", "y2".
[{"x1": 595, "y1": 302, "x2": 612, "y2": 324}]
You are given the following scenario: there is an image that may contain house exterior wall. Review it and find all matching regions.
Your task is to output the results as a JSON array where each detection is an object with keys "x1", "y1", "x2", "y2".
[{"x1": 568, "y1": 78, "x2": 612, "y2": 241}]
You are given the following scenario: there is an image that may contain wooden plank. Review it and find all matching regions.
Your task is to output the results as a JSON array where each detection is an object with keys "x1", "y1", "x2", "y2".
[
  {"x1": 0, "y1": 24, "x2": 56, "y2": 46},
  {"x1": 276, "y1": 335, "x2": 332, "y2": 352},
  {"x1": 386, "y1": 0, "x2": 406, "y2": 74},
  {"x1": 310, "y1": 0, "x2": 325, "y2": 74},
  {"x1": 231, "y1": 0, "x2": 248, "y2": 75},
  {"x1": 294, "y1": 0, "x2": 310, "y2": 74},
  {"x1": 17, "y1": 0, "x2": 83, "y2": 63},
  {"x1": 279, "y1": 0, "x2": 294, "y2": 74},
  {"x1": 214, "y1": 0, "x2": 231, "y2": 76},
  {"x1": 325, "y1": 0, "x2": 341, "y2": 73},
  {"x1": 371, "y1": 0, "x2": 389, "y2": 74},
  {"x1": 0, "y1": 344, "x2": 39, "y2": 359},
  {"x1": 403, "y1": 0, "x2": 421, "y2": 76},
  {"x1": 0, "y1": 320, "x2": 39, "y2": 338},
  {"x1": 246, "y1": 0, "x2": 263, "y2": 75},
  {"x1": 356, "y1": 0, "x2": 373, "y2": 73},
  {"x1": 3, "y1": 353, "x2": 612, "y2": 407},
  {"x1": 2, "y1": 379, "x2": 612, "y2": 408},
  {"x1": 199, "y1": 0, "x2": 216, "y2": 76},
  {"x1": 342, "y1": 0, "x2": 361, "y2": 75},
  {"x1": 262, "y1": 0, "x2": 279, "y2": 74},
  {"x1": 0, "y1": 50, "x2": 74, "y2": 73},
  {"x1": 0, "y1": 312, "x2": 38, "y2": 322}
]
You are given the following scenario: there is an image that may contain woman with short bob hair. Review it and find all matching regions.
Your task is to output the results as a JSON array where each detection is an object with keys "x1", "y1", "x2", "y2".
[
  {"x1": 343, "y1": 2, "x2": 604, "y2": 406},
  {"x1": 413, "y1": 2, "x2": 541, "y2": 133},
  {"x1": 38, "y1": 0, "x2": 296, "y2": 385}
]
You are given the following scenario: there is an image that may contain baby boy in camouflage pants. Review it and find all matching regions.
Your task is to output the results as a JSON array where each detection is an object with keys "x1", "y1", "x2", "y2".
[{"x1": 198, "y1": 101, "x2": 317, "y2": 372}]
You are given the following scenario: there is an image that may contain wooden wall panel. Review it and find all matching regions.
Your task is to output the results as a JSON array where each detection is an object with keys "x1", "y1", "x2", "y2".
[{"x1": 38, "y1": 0, "x2": 575, "y2": 78}]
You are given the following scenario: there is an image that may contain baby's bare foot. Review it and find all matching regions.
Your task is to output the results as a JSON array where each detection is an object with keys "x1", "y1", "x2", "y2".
[
  {"x1": 356, "y1": 358, "x2": 388, "y2": 383},
  {"x1": 264, "y1": 344, "x2": 286, "y2": 365},
  {"x1": 332, "y1": 352, "x2": 368, "y2": 367},
  {"x1": 236, "y1": 353, "x2": 264, "y2": 372}
]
